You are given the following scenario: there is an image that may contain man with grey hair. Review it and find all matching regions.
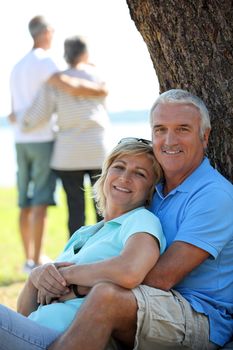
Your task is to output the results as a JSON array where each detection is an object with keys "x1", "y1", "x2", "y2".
[{"x1": 47, "y1": 89, "x2": 233, "y2": 350}]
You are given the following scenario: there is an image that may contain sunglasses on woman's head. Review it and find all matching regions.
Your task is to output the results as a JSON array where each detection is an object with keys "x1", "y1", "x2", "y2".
[{"x1": 118, "y1": 137, "x2": 152, "y2": 146}]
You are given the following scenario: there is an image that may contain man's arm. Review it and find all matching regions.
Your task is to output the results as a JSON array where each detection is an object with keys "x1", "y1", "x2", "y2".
[
  {"x1": 143, "y1": 241, "x2": 210, "y2": 291},
  {"x1": 47, "y1": 73, "x2": 108, "y2": 98},
  {"x1": 8, "y1": 99, "x2": 16, "y2": 123}
]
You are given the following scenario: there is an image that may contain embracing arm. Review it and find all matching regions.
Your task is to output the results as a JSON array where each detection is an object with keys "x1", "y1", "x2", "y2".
[
  {"x1": 47, "y1": 73, "x2": 108, "y2": 98},
  {"x1": 30, "y1": 233, "x2": 160, "y2": 305},
  {"x1": 60, "y1": 233, "x2": 159, "y2": 290},
  {"x1": 143, "y1": 241, "x2": 210, "y2": 291}
]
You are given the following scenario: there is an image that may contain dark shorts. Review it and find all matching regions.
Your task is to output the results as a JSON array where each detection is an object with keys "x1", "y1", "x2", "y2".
[{"x1": 16, "y1": 142, "x2": 56, "y2": 208}]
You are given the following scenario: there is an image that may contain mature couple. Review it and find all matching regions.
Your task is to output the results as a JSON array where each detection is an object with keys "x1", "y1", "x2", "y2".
[{"x1": 1, "y1": 89, "x2": 233, "y2": 350}]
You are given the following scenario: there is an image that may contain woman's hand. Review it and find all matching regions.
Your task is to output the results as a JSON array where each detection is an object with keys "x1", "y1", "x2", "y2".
[{"x1": 30, "y1": 262, "x2": 73, "y2": 304}]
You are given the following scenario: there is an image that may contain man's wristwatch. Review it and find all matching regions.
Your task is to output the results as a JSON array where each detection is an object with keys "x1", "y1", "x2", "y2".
[{"x1": 72, "y1": 284, "x2": 86, "y2": 298}]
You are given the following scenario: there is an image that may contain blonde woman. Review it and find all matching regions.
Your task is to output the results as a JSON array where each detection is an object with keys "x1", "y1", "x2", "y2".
[{"x1": 0, "y1": 138, "x2": 165, "y2": 350}]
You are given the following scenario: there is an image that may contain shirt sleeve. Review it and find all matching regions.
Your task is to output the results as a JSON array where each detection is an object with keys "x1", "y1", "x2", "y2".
[
  {"x1": 119, "y1": 209, "x2": 166, "y2": 254},
  {"x1": 175, "y1": 186, "x2": 233, "y2": 258}
]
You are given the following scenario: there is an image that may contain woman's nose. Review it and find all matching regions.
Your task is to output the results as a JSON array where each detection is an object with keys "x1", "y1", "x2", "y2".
[{"x1": 119, "y1": 170, "x2": 131, "y2": 182}]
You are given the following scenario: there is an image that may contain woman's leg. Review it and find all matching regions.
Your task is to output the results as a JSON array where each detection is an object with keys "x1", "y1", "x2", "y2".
[
  {"x1": 89, "y1": 169, "x2": 103, "y2": 222},
  {"x1": 0, "y1": 304, "x2": 60, "y2": 350},
  {"x1": 55, "y1": 170, "x2": 85, "y2": 236}
]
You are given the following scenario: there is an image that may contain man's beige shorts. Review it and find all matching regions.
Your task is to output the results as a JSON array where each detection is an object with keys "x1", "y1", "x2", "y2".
[{"x1": 132, "y1": 285, "x2": 218, "y2": 350}]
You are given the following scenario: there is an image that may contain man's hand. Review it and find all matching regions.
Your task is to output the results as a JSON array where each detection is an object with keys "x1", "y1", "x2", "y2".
[
  {"x1": 47, "y1": 73, "x2": 108, "y2": 97},
  {"x1": 8, "y1": 112, "x2": 16, "y2": 123},
  {"x1": 30, "y1": 262, "x2": 74, "y2": 304}
]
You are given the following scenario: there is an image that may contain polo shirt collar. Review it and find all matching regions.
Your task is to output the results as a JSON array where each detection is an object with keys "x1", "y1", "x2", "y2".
[{"x1": 155, "y1": 157, "x2": 210, "y2": 197}]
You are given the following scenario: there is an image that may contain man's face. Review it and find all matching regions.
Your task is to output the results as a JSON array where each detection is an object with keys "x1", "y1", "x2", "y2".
[{"x1": 151, "y1": 103, "x2": 210, "y2": 184}]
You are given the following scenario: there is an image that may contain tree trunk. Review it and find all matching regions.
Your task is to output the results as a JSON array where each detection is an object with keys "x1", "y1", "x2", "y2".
[{"x1": 126, "y1": 0, "x2": 233, "y2": 182}]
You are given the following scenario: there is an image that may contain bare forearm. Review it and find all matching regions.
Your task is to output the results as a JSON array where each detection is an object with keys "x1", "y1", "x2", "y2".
[
  {"x1": 17, "y1": 278, "x2": 39, "y2": 316},
  {"x1": 48, "y1": 73, "x2": 108, "y2": 97},
  {"x1": 60, "y1": 260, "x2": 138, "y2": 290},
  {"x1": 61, "y1": 235, "x2": 158, "y2": 290}
]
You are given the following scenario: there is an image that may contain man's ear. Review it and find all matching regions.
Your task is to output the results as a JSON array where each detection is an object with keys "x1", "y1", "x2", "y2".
[{"x1": 203, "y1": 128, "x2": 211, "y2": 149}]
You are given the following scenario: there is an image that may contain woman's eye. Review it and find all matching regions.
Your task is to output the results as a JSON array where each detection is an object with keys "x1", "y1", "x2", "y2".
[
  {"x1": 136, "y1": 172, "x2": 146, "y2": 178},
  {"x1": 113, "y1": 165, "x2": 124, "y2": 170}
]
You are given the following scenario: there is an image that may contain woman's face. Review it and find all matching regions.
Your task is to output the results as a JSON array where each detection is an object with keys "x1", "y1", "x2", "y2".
[{"x1": 103, "y1": 153, "x2": 155, "y2": 218}]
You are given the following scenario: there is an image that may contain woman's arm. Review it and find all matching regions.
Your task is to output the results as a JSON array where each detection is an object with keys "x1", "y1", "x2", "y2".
[
  {"x1": 47, "y1": 73, "x2": 108, "y2": 98},
  {"x1": 17, "y1": 278, "x2": 39, "y2": 316},
  {"x1": 59, "y1": 233, "x2": 160, "y2": 290},
  {"x1": 17, "y1": 262, "x2": 75, "y2": 310}
]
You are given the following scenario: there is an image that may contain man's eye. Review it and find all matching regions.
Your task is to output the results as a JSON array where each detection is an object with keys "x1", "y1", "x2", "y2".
[
  {"x1": 178, "y1": 127, "x2": 189, "y2": 132},
  {"x1": 154, "y1": 128, "x2": 165, "y2": 134}
]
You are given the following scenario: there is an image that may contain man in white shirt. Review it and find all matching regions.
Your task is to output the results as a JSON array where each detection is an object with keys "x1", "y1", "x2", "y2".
[
  {"x1": 10, "y1": 16, "x2": 110, "y2": 273},
  {"x1": 9, "y1": 16, "x2": 58, "y2": 273}
]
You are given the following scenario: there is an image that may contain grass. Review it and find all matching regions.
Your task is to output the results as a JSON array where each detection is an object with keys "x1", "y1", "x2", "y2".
[{"x1": 0, "y1": 185, "x2": 96, "y2": 310}]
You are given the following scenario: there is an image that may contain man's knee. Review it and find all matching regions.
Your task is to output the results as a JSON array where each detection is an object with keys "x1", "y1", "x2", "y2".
[
  {"x1": 86, "y1": 282, "x2": 136, "y2": 320},
  {"x1": 88, "y1": 282, "x2": 124, "y2": 308},
  {"x1": 88, "y1": 283, "x2": 137, "y2": 332}
]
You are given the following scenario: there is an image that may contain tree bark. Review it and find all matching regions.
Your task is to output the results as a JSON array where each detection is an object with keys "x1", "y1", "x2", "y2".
[{"x1": 126, "y1": 0, "x2": 233, "y2": 182}]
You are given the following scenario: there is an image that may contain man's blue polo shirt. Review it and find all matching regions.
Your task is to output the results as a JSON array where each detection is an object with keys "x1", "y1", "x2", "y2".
[{"x1": 150, "y1": 158, "x2": 233, "y2": 346}]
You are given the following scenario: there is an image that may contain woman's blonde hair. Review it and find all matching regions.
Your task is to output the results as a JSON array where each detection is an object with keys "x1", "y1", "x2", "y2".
[{"x1": 93, "y1": 139, "x2": 162, "y2": 216}]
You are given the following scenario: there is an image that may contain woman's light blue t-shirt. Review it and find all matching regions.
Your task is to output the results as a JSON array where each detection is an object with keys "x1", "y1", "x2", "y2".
[{"x1": 29, "y1": 207, "x2": 165, "y2": 332}]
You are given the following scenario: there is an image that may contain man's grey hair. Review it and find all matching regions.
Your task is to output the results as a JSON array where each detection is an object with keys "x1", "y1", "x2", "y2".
[
  {"x1": 150, "y1": 89, "x2": 211, "y2": 139},
  {"x1": 28, "y1": 16, "x2": 52, "y2": 38}
]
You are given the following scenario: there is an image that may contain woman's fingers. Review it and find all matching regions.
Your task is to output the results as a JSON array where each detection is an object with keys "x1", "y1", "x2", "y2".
[{"x1": 31, "y1": 263, "x2": 70, "y2": 295}]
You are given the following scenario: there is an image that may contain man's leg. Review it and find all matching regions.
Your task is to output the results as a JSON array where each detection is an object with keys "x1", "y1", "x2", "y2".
[
  {"x1": 16, "y1": 143, "x2": 33, "y2": 265},
  {"x1": 31, "y1": 205, "x2": 47, "y2": 265},
  {"x1": 30, "y1": 141, "x2": 56, "y2": 263},
  {"x1": 49, "y1": 282, "x2": 138, "y2": 350},
  {"x1": 19, "y1": 207, "x2": 33, "y2": 261}
]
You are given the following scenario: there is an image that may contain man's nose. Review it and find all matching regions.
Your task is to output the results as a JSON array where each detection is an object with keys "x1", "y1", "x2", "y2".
[{"x1": 164, "y1": 130, "x2": 178, "y2": 145}]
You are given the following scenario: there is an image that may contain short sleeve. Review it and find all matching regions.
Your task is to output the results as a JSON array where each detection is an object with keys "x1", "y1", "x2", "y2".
[
  {"x1": 175, "y1": 187, "x2": 233, "y2": 258},
  {"x1": 119, "y1": 209, "x2": 166, "y2": 254}
]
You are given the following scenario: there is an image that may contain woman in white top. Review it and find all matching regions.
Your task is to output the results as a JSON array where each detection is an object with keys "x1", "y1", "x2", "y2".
[{"x1": 22, "y1": 36, "x2": 110, "y2": 236}]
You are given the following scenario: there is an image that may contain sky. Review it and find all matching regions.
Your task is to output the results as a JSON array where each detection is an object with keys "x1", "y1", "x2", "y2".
[{"x1": 0, "y1": 0, "x2": 159, "y2": 117}]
